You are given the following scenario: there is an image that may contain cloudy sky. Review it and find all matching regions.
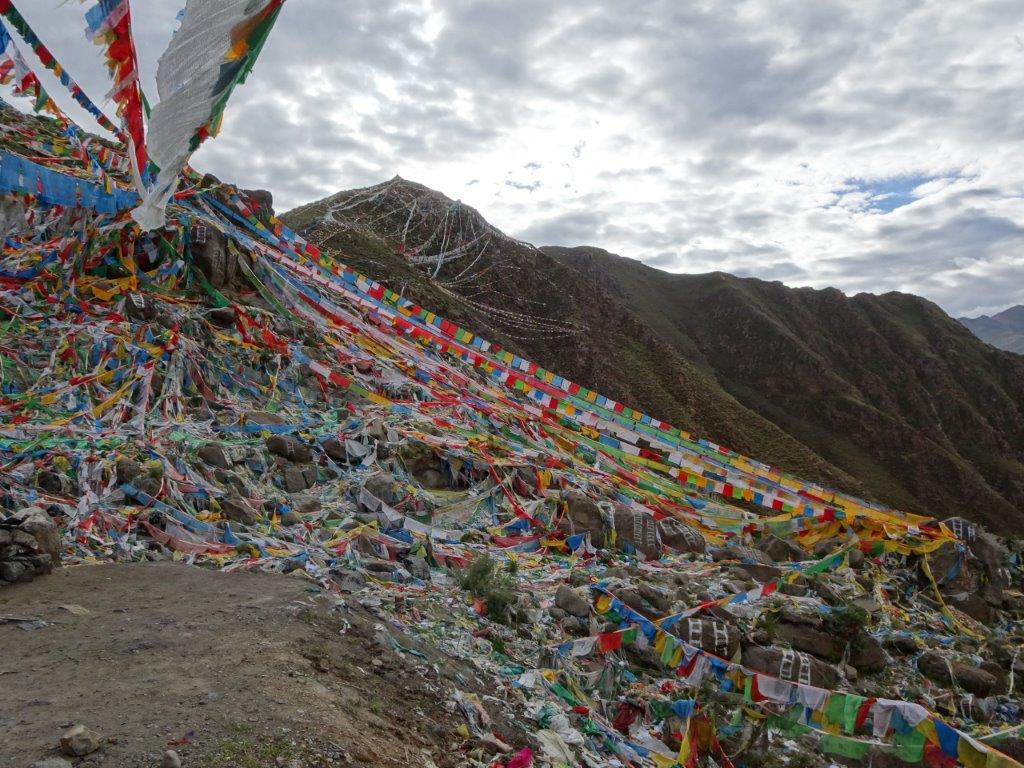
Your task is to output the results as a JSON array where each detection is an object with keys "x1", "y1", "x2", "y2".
[{"x1": 10, "y1": 1, "x2": 1024, "y2": 317}]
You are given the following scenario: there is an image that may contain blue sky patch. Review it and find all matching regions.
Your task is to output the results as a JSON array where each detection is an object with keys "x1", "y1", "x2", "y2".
[{"x1": 841, "y1": 173, "x2": 948, "y2": 213}]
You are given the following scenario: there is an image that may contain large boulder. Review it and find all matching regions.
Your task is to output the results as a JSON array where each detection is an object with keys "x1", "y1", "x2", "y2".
[
  {"x1": 221, "y1": 495, "x2": 260, "y2": 526},
  {"x1": 197, "y1": 444, "x2": 231, "y2": 470},
  {"x1": 12, "y1": 507, "x2": 61, "y2": 567},
  {"x1": 742, "y1": 645, "x2": 838, "y2": 689},
  {"x1": 775, "y1": 621, "x2": 845, "y2": 663},
  {"x1": 849, "y1": 632, "x2": 887, "y2": 674},
  {"x1": 266, "y1": 435, "x2": 312, "y2": 463},
  {"x1": 612, "y1": 506, "x2": 661, "y2": 559},
  {"x1": 557, "y1": 492, "x2": 607, "y2": 544},
  {"x1": 918, "y1": 651, "x2": 997, "y2": 697},
  {"x1": 555, "y1": 585, "x2": 590, "y2": 619},
  {"x1": 657, "y1": 518, "x2": 706, "y2": 554},
  {"x1": 757, "y1": 534, "x2": 805, "y2": 562},
  {"x1": 670, "y1": 617, "x2": 741, "y2": 659},
  {"x1": 283, "y1": 466, "x2": 318, "y2": 493}
]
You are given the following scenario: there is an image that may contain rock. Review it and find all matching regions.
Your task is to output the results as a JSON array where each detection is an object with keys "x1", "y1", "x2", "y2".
[
  {"x1": 888, "y1": 634, "x2": 920, "y2": 655},
  {"x1": 742, "y1": 646, "x2": 838, "y2": 689},
  {"x1": 407, "y1": 556, "x2": 431, "y2": 581},
  {"x1": 948, "y1": 593, "x2": 995, "y2": 624},
  {"x1": 918, "y1": 651, "x2": 997, "y2": 696},
  {"x1": 283, "y1": 465, "x2": 317, "y2": 493},
  {"x1": 36, "y1": 470, "x2": 69, "y2": 495},
  {"x1": 244, "y1": 188, "x2": 275, "y2": 217},
  {"x1": 162, "y1": 750, "x2": 182, "y2": 768},
  {"x1": 267, "y1": 435, "x2": 312, "y2": 463},
  {"x1": 363, "y1": 475, "x2": 402, "y2": 506},
  {"x1": 0, "y1": 559, "x2": 30, "y2": 582},
  {"x1": 775, "y1": 622, "x2": 845, "y2": 662},
  {"x1": 247, "y1": 410, "x2": 287, "y2": 425},
  {"x1": 321, "y1": 438, "x2": 347, "y2": 462},
  {"x1": 670, "y1": 617, "x2": 741, "y2": 658},
  {"x1": 657, "y1": 518, "x2": 706, "y2": 554},
  {"x1": 996, "y1": 738, "x2": 1024, "y2": 763},
  {"x1": 13, "y1": 507, "x2": 60, "y2": 567},
  {"x1": 115, "y1": 458, "x2": 143, "y2": 485},
  {"x1": 279, "y1": 509, "x2": 301, "y2": 526},
  {"x1": 208, "y1": 307, "x2": 235, "y2": 327},
  {"x1": 221, "y1": 494, "x2": 260, "y2": 526},
  {"x1": 617, "y1": 588, "x2": 661, "y2": 619},
  {"x1": 191, "y1": 226, "x2": 235, "y2": 289},
  {"x1": 734, "y1": 562, "x2": 782, "y2": 583},
  {"x1": 612, "y1": 506, "x2": 661, "y2": 559},
  {"x1": 60, "y1": 724, "x2": 101, "y2": 757},
  {"x1": 331, "y1": 568, "x2": 366, "y2": 592},
  {"x1": 712, "y1": 545, "x2": 774, "y2": 566},
  {"x1": 980, "y1": 661, "x2": 1009, "y2": 695},
  {"x1": 638, "y1": 583, "x2": 671, "y2": 612},
  {"x1": 809, "y1": 577, "x2": 841, "y2": 605},
  {"x1": 555, "y1": 585, "x2": 591, "y2": 618},
  {"x1": 197, "y1": 444, "x2": 231, "y2": 469},
  {"x1": 777, "y1": 581, "x2": 808, "y2": 597},
  {"x1": 849, "y1": 632, "x2": 887, "y2": 674},
  {"x1": 418, "y1": 468, "x2": 446, "y2": 489},
  {"x1": 757, "y1": 534, "x2": 805, "y2": 562},
  {"x1": 558, "y1": 492, "x2": 608, "y2": 545},
  {"x1": 124, "y1": 292, "x2": 156, "y2": 321}
]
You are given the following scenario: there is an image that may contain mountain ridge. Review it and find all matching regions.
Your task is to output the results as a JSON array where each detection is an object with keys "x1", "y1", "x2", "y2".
[{"x1": 960, "y1": 304, "x2": 1024, "y2": 354}]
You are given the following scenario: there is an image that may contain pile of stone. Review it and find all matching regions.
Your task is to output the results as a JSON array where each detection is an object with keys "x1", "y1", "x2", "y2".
[{"x1": 0, "y1": 507, "x2": 61, "y2": 585}]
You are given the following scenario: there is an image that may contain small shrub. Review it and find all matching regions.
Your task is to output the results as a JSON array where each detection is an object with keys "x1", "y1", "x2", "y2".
[{"x1": 458, "y1": 553, "x2": 516, "y2": 622}]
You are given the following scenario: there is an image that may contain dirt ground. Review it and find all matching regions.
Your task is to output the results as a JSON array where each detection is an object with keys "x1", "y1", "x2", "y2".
[{"x1": 0, "y1": 563, "x2": 530, "y2": 768}]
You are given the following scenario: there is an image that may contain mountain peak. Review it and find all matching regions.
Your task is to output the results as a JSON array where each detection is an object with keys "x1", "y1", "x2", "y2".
[{"x1": 959, "y1": 304, "x2": 1024, "y2": 354}]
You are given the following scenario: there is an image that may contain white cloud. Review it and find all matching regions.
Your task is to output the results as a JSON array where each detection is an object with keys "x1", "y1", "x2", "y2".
[{"x1": 6, "y1": 0, "x2": 1024, "y2": 315}]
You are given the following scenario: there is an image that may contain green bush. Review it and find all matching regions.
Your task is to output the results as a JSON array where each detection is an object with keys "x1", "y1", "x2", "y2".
[{"x1": 459, "y1": 553, "x2": 516, "y2": 622}]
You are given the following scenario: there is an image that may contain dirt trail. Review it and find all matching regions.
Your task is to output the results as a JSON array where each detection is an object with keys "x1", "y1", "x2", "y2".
[{"x1": 0, "y1": 563, "x2": 526, "y2": 768}]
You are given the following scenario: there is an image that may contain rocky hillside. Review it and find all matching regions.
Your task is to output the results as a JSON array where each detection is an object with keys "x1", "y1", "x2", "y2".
[
  {"x1": 284, "y1": 180, "x2": 863, "y2": 495},
  {"x1": 284, "y1": 182, "x2": 1024, "y2": 533},
  {"x1": 960, "y1": 305, "x2": 1024, "y2": 354},
  {"x1": 6, "y1": 106, "x2": 1024, "y2": 768}
]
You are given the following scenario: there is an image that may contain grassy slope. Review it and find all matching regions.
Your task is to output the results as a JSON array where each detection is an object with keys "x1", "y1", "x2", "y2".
[{"x1": 546, "y1": 246, "x2": 1024, "y2": 531}]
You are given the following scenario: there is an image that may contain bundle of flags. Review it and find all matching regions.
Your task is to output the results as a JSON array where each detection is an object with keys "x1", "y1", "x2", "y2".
[{"x1": 0, "y1": 0, "x2": 286, "y2": 225}]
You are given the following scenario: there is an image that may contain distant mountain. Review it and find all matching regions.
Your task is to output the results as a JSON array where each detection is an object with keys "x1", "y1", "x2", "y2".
[
  {"x1": 959, "y1": 305, "x2": 1024, "y2": 354},
  {"x1": 284, "y1": 180, "x2": 1024, "y2": 532}
]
